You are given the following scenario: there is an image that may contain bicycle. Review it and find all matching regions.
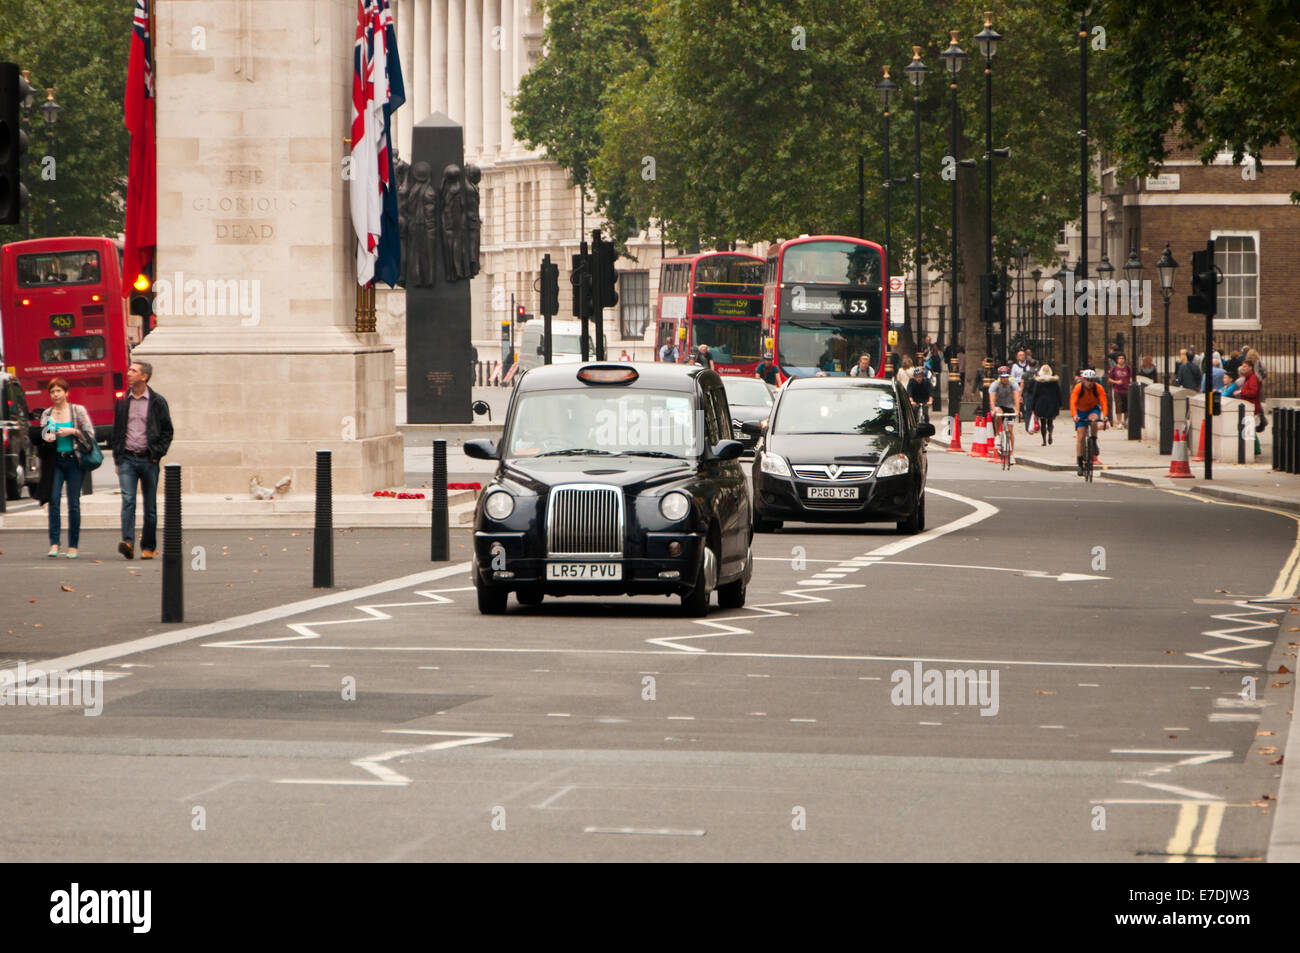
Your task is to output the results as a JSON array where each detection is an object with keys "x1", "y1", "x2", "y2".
[{"x1": 994, "y1": 412, "x2": 1016, "y2": 469}]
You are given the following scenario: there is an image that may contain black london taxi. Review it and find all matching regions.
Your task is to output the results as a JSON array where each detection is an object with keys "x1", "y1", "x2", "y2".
[
  {"x1": 747, "y1": 376, "x2": 933, "y2": 534},
  {"x1": 465, "y1": 362, "x2": 753, "y2": 615}
]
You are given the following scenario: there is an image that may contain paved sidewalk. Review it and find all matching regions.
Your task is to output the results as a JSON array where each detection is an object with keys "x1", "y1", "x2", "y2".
[{"x1": 942, "y1": 415, "x2": 1300, "y2": 514}]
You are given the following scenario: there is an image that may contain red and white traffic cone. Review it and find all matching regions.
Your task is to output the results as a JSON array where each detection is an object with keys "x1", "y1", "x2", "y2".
[
  {"x1": 985, "y1": 418, "x2": 999, "y2": 460},
  {"x1": 948, "y1": 414, "x2": 964, "y2": 452},
  {"x1": 1166, "y1": 427, "x2": 1194, "y2": 478},
  {"x1": 970, "y1": 414, "x2": 987, "y2": 457},
  {"x1": 1190, "y1": 422, "x2": 1207, "y2": 463}
]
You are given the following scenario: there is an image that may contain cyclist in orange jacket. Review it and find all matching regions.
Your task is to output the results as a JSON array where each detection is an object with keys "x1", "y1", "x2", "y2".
[{"x1": 1070, "y1": 368, "x2": 1109, "y2": 475}]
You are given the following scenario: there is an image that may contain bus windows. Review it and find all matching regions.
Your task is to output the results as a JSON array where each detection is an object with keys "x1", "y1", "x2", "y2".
[
  {"x1": 40, "y1": 335, "x2": 105, "y2": 363},
  {"x1": 17, "y1": 250, "x2": 103, "y2": 287}
]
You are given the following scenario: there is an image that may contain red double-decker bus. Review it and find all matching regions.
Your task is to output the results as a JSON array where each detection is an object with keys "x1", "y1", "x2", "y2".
[
  {"x1": 654, "y1": 251, "x2": 764, "y2": 375},
  {"x1": 0, "y1": 237, "x2": 131, "y2": 441},
  {"x1": 761, "y1": 236, "x2": 888, "y2": 382}
]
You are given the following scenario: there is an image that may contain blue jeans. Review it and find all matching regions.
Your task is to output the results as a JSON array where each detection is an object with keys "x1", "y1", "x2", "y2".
[
  {"x1": 118, "y1": 455, "x2": 160, "y2": 551},
  {"x1": 48, "y1": 455, "x2": 84, "y2": 547}
]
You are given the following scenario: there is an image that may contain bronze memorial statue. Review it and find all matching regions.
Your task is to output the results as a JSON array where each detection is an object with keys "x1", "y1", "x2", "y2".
[{"x1": 396, "y1": 153, "x2": 481, "y2": 287}]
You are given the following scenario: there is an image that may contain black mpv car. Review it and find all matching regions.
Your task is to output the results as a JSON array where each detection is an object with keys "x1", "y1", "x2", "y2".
[
  {"x1": 748, "y1": 376, "x2": 933, "y2": 534},
  {"x1": 466, "y1": 363, "x2": 753, "y2": 616}
]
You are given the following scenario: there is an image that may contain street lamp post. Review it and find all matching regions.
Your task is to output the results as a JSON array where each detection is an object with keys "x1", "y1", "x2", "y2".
[
  {"x1": 20, "y1": 69, "x2": 35, "y2": 240},
  {"x1": 1095, "y1": 252, "x2": 1114, "y2": 364},
  {"x1": 40, "y1": 87, "x2": 61, "y2": 237},
  {"x1": 1054, "y1": 259, "x2": 1071, "y2": 379},
  {"x1": 1156, "y1": 242, "x2": 1178, "y2": 454},
  {"x1": 1077, "y1": 14, "x2": 1090, "y2": 369},
  {"x1": 1013, "y1": 245, "x2": 1027, "y2": 356},
  {"x1": 875, "y1": 65, "x2": 899, "y2": 333},
  {"x1": 974, "y1": 12, "x2": 1005, "y2": 366},
  {"x1": 1123, "y1": 246, "x2": 1144, "y2": 440},
  {"x1": 905, "y1": 48, "x2": 929, "y2": 356},
  {"x1": 940, "y1": 31, "x2": 967, "y2": 360},
  {"x1": 1030, "y1": 266, "x2": 1042, "y2": 358}
]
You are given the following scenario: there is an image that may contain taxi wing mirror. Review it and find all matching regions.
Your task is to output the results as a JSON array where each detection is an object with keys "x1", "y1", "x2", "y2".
[
  {"x1": 463, "y1": 438, "x2": 499, "y2": 460},
  {"x1": 739, "y1": 420, "x2": 766, "y2": 437},
  {"x1": 709, "y1": 439, "x2": 744, "y2": 462},
  {"x1": 915, "y1": 422, "x2": 936, "y2": 439}
]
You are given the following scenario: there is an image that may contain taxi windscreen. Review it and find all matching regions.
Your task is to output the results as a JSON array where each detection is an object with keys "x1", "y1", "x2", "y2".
[
  {"x1": 772, "y1": 386, "x2": 900, "y2": 436},
  {"x1": 505, "y1": 389, "x2": 699, "y2": 458}
]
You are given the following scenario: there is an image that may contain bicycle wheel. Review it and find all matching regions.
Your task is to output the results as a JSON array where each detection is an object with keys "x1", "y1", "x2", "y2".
[
  {"x1": 1084, "y1": 436, "x2": 1096, "y2": 482},
  {"x1": 1002, "y1": 426, "x2": 1011, "y2": 469}
]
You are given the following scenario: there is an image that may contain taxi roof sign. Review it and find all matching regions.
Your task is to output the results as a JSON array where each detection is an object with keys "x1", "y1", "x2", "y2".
[{"x1": 577, "y1": 365, "x2": 638, "y2": 385}]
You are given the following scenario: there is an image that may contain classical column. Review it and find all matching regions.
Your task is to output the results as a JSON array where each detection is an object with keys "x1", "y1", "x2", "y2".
[
  {"x1": 430, "y1": 0, "x2": 448, "y2": 114},
  {"x1": 411, "y1": 0, "x2": 429, "y2": 132},
  {"x1": 447, "y1": 0, "x2": 464, "y2": 122},
  {"x1": 395, "y1": 0, "x2": 415, "y2": 158},
  {"x1": 482, "y1": 0, "x2": 501, "y2": 156},
  {"x1": 464, "y1": 0, "x2": 482, "y2": 156},
  {"x1": 500, "y1": 0, "x2": 514, "y2": 153}
]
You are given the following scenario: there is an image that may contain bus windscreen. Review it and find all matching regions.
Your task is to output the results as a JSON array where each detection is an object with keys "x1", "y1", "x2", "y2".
[{"x1": 17, "y1": 250, "x2": 103, "y2": 287}]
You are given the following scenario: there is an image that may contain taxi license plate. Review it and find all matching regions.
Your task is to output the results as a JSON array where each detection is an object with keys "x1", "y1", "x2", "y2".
[
  {"x1": 807, "y1": 486, "x2": 859, "y2": 500},
  {"x1": 546, "y1": 562, "x2": 623, "y2": 581}
]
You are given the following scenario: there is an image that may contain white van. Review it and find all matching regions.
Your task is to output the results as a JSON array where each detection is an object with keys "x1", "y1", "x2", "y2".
[{"x1": 518, "y1": 320, "x2": 586, "y2": 370}]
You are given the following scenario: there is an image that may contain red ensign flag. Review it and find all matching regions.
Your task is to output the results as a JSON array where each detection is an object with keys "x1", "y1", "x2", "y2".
[{"x1": 123, "y1": 0, "x2": 155, "y2": 287}]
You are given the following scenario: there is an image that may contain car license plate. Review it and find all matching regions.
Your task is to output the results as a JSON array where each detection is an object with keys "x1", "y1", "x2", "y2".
[
  {"x1": 546, "y1": 562, "x2": 623, "y2": 581},
  {"x1": 807, "y1": 486, "x2": 859, "y2": 500}
]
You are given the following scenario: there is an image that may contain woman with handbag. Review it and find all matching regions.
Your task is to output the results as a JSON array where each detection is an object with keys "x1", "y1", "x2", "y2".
[
  {"x1": 1030, "y1": 364, "x2": 1062, "y2": 446},
  {"x1": 37, "y1": 378, "x2": 98, "y2": 558}
]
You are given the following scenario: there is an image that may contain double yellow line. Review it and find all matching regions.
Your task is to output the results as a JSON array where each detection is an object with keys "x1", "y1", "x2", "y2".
[{"x1": 1165, "y1": 802, "x2": 1227, "y2": 863}]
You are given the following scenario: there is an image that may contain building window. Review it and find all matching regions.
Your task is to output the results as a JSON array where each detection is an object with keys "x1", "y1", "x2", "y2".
[
  {"x1": 619, "y1": 271, "x2": 650, "y2": 339},
  {"x1": 1212, "y1": 233, "x2": 1258, "y2": 322}
]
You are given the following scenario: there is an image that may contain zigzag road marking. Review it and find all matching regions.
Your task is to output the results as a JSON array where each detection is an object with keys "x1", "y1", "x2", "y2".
[
  {"x1": 274, "y1": 729, "x2": 512, "y2": 787},
  {"x1": 203, "y1": 588, "x2": 467, "y2": 649},
  {"x1": 1184, "y1": 600, "x2": 1283, "y2": 667}
]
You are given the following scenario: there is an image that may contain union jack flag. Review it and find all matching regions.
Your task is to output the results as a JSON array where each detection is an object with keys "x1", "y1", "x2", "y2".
[{"x1": 350, "y1": 0, "x2": 404, "y2": 288}]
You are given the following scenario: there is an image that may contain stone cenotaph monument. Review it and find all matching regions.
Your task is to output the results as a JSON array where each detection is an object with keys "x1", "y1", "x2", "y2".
[{"x1": 131, "y1": 0, "x2": 402, "y2": 494}]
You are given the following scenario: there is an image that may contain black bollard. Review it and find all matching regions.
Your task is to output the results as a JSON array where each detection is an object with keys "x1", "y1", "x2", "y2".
[
  {"x1": 1237, "y1": 404, "x2": 1246, "y2": 465},
  {"x1": 1128, "y1": 383, "x2": 1143, "y2": 440},
  {"x1": 1159, "y1": 388, "x2": 1174, "y2": 455},
  {"x1": 431, "y1": 439, "x2": 448, "y2": 561},
  {"x1": 1292, "y1": 407, "x2": 1300, "y2": 475},
  {"x1": 161, "y1": 464, "x2": 183, "y2": 622},
  {"x1": 0, "y1": 431, "x2": 6, "y2": 514},
  {"x1": 313, "y1": 450, "x2": 333, "y2": 588},
  {"x1": 1274, "y1": 408, "x2": 1282, "y2": 472}
]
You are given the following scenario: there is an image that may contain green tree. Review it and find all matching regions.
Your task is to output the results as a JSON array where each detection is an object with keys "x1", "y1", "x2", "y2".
[
  {"x1": 510, "y1": 0, "x2": 655, "y2": 241},
  {"x1": 0, "y1": 0, "x2": 132, "y2": 242},
  {"x1": 1098, "y1": 0, "x2": 1300, "y2": 193}
]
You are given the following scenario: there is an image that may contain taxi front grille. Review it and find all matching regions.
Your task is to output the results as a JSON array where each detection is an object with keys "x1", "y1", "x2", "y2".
[{"x1": 547, "y1": 485, "x2": 624, "y2": 557}]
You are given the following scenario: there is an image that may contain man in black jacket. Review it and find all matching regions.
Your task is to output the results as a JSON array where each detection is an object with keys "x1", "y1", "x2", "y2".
[
  {"x1": 111, "y1": 361, "x2": 174, "y2": 559},
  {"x1": 1174, "y1": 348, "x2": 1202, "y2": 391}
]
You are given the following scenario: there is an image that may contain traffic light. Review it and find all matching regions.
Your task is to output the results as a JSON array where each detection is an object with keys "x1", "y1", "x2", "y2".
[
  {"x1": 1187, "y1": 246, "x2": 1217, "y2": 318},
  {"x1": 592, "y1": 234, "x2": 619, "y2": 310},
  {"x1": 540, "y1": 256, "x2": 559, "y2": 315},
  {"x1": 980, "y1": 272, "x2": 1004, "y2": 324},
  {"x1": 129, "y1": 262, "x2": 155, "y2": 335},
  {"x1": 0, "y1": 63, "x2": 35, "y2": 226},
  {"x1": 571, "y1": 253, "x2": 591, "y2": 319},
  {"x1": 516, "y1": 304, "x2": 527, "y2": 323}
]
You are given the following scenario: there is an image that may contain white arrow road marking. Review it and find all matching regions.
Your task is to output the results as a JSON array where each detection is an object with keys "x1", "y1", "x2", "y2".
[
  {"x1": 1184, "y1": 600, "x2": 1282, "y2": 667},
  {"x1": 867, "y1": 560, "x2": 1108, "y2": 582},
  {"x1": 583, "y1": 827, "x2": 705, "y2": 837},
  {"x1": 274, "y1": 730, "x2": 511, "y2": 787}
]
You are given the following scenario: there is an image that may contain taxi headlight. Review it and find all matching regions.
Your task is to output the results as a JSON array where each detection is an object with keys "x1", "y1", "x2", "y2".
[
  {"x1": 659, "y1": 491, "x2": 691, "y2": 522},
  {"x1": 484, "y1": 490, "x2": 515, "y2": 521},
  {"x1": 877, "y1": 454, "x2": 909, "y2": 478},
  {"x1": 760, "y1": 451, "x2": 791, "y2": 477}
]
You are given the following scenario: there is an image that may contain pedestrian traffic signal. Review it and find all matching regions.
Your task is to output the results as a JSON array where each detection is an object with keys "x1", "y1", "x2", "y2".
[
  {"x1": 539, "y1": 256, "x2": 559, "y2": 316},
  {"x1": 0, "y1": 63, "x2": 36, "y2": 226},
  {"x1": 1188, "y1": 247, "x2": 1217, "y2": 318}
]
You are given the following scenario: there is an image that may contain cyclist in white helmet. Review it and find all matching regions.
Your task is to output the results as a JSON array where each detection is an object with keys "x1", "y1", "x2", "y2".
[{"x1": 1070, "y1": 368, "x2": 1109, "y2": 475}]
